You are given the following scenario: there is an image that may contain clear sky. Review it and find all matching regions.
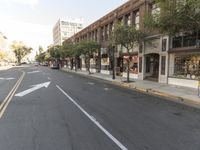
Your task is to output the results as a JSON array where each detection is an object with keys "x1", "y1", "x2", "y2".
[{"x1": 0, "y1": 0, "x2": 128, "y2": 58}]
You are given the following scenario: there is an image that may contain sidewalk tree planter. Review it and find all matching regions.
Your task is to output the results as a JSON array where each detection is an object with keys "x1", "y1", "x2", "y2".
[{"x1": 110, "y1": 23, "x2": 143, "y2": 82}]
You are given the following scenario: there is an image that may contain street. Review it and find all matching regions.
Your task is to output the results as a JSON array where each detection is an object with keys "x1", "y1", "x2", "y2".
[{"x1": 0, "y1": 66, "x2": 200, "y2": 150}]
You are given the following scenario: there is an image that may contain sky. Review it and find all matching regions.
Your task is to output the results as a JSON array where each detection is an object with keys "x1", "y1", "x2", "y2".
[{"x1": 0, "y1": 0, "x2": 128, "y2": 59}]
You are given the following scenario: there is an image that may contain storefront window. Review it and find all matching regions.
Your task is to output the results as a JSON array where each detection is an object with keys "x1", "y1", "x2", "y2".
[
  {"x1": 123, "y1": 55, "x2": 138, "y2": 74},
  {"x1": 101, "y1": 54, "x2": 109, "y2": 70},
  {"x1": 172, "y1": 54, "x2": 200, "y2": 79}
]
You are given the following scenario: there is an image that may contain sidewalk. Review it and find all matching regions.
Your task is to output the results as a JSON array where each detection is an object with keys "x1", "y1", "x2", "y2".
[
  {"x1": 61, "y1": 68, "x2": 200, "y2": 108},
  {"x1": 0, "y1": 65, "x2": 13, "y2": 71}
]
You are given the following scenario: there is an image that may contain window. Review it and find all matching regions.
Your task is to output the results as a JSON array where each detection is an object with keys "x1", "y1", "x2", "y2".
[
  {"x1": 162, "y1": 39, "x2": 167, "y2": 51},
  {"x1": 101, "y1": 27, "x2": 105, "y2": 41},
  {"x1": 125, "y1": 14, "x2": 131, "y2": 26},
  {"x1": 172, "y1": 31, "x2": 200, "y2": 48},
  {"x1": 172, "y1": 54, "x2": 200, "y2": 79},
  {"x1": 135, "y1": 11, "x2": 140, "y2": 30},
  {"x1": 173, "y1": 36, "x2": 182, "y2": 48},
  {"x1": 161, "y1": 56, "x2": 166, "y2": 75}
]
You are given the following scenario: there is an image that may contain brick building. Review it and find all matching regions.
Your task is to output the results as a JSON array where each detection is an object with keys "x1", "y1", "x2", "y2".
[{"x1": 63, "y1": 0, "x2": 200, "y2": 89}]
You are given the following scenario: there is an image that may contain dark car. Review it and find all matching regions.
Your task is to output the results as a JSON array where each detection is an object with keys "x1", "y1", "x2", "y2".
[{"x1": 50, "y1": 62, "x2": 60, "y2": 69}]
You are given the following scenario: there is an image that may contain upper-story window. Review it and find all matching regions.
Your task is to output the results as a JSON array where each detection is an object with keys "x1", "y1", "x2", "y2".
[
  {"x1": 126, "y1": 14, "x2": 131, "y2": 26},
  {"x1": 135, "y1": 11, "x2": 140, "y2": 30},
  {"x1": 118, "y1": 17, "x2": 123, "y2": 25},
  {"x1": 172, "y1": 31, "x2": 200, "y2": 48},
  {"x1": 101, "y1": 27, "x2": 105, "y2": 41}
]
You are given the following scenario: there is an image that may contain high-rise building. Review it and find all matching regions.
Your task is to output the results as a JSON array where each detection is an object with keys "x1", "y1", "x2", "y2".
[{"x1": 53, "y1": 18, "x2": 83, "y2": 46}]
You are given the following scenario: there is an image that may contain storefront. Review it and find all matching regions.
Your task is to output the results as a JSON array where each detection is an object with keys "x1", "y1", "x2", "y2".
[
  {"x1": 168, "y1": 51, "x2": 200, "y2": 88},
  {"x1": 168, "y1": 31, "x2": 200, "y2": 88},
  {"x1": 101, "y1": 48, "x2": 111, "y2": 75},
  {"x1": 139, "y1": 35, "x2": 169, "y2": 83},
  {"x1": 122, "y1": 54, "x2": 138, "y2": 79}
]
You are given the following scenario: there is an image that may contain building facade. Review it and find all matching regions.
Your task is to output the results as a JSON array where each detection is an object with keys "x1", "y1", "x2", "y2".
[
  {"x1": 63, "y1": 0, "x2": 200, "y2": 89},
  {"x1": 53, "y1": 18, "x2": 84, "y2": 46},
  {"x1": 0, "y1": 32, "x2": 7, "y2": 51}
]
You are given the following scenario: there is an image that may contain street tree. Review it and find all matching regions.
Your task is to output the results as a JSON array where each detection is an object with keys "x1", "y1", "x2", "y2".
[
  {"x1": 81, "y1": 40, "x2": 100, "y2": 74},
  {"x1": 0, "y1": 51, "x2": 6, "y2": 60},
  {"x1": 110, "y1": 23, "x2": 143, "y2": 82},
  {"x1": 48, "y1": 45, "x2": 62, "y2": 60},
  {"x1": 144, "y1": 0, "x2": 200, "y2": 38},
  {"x1": 10, "y1": 41, "x2": 32, "y2": 64},
  {"x1": 73, "y1": 42, "x2": 84, "y2": 71},
  {"x1": 38, "y1": 45, "x2": 44, "y2": 54},
  {"x1": 62, "y1": 43, "x2": 75, "y2": 70}
]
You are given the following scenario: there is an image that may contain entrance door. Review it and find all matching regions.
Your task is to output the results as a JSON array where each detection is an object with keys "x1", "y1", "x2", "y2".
[
  {"x1": 145, "y1": 53, "x2": 160, "y2": 81},
  {"x1": 152, "y1": 54, "x2": 159, "y2": 78}
]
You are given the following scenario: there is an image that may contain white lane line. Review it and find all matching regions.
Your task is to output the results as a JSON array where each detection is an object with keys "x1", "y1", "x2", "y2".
[
  {"x1": 27, "y1": 70, "x2": 41, "y2": 74},
  {"x1": 56, "y1": 85, "x2": 128, "y2": 150},
  {"x1": 86, "y1": 82, "x2": 95, "y2": 85},
  {"x1": 104, "y1": 88, "x2": 109, "y2": 91}
]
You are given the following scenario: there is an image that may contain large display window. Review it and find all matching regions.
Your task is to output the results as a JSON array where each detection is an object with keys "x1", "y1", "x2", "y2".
[
  {"x1": 123, "y1": 55, "x2": 138, "y2": 74},
  {"x1": 173, "y1": 54, "x2": 200, "y2": 79}
]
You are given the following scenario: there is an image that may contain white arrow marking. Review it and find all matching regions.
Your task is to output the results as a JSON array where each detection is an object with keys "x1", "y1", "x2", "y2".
[
  {"x1": 27, "y1": 70, "x2": 41, "y2": 74},
  {"x1": 15, "y1": 81, "x2": 51, "y2": 97},
  {"x1": 0, "y1": 77, "x2": 15, "y2": 80}
]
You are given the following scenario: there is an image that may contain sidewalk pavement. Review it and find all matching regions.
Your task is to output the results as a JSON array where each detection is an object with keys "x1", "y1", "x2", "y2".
[
  {"x1": 61, "y1": 68, "x2": 200, "y2": 108},
  {"x1": 0, "y1": 65, "x2": 13, "y2": 71}
]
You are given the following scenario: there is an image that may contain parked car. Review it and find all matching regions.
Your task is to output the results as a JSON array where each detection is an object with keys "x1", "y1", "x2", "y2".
[
  {"x1": 35, "y1": 61, "x2": 39, "y2": 66},
  {"x1": 50, "y1": 62, "x2": 59, "y2": 69}
]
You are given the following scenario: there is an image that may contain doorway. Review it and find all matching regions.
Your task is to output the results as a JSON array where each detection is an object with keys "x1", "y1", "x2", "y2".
[{"x1": 145, "y1": 53, "x2": 160, "y2": 81}]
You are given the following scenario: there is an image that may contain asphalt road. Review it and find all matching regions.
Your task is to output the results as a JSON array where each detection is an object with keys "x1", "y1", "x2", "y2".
[{"x1": 0, "y1": 65, "x2": 200, "y2": 150}]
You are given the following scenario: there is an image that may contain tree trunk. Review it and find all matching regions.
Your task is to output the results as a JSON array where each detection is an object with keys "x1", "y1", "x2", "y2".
[
  {"x1": 70, "y1": 59, "x2": 73, "y2": 70},
  {"x1": 127, "y1": 60, "x2": 130, "y2": 82},
  {"x1": 75, "y1": 57, "x2": 77, "y2": 72},
  {"x1": 86, "y1": 57, "x2": 91, "y2": 74}
]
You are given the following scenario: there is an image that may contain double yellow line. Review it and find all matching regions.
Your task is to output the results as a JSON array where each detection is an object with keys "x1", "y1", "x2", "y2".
[{"x1": 0, "y1": 71, "x2": 25, "y2": 119}]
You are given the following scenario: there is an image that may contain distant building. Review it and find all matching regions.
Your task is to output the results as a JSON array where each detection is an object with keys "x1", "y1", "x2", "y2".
[
  {"x1": 53, "y1": 18, "x2": 84, "y2": 46},
  {"x1": 0, "y1": 32, "x2": 8, "y2": 51}
]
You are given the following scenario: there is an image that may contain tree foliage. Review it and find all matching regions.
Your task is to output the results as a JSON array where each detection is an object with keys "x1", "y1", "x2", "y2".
[
  {"x1": 144, "y1": 0, "x2": 200, "y2": 36},
  {"x1": 0, "y1": 51, "x2": 7, "y2": 60},
  {"x1": 110, "y1": 23, "x2": 143, "y2": 82},
  {"x1": 48, "y1": 45, "x2": 62, "y2": 59},
  {"x1": 110, "y1": 24, "x2": 143, "y2": 52},
  {"x1": 10, "y1": 41, "x2": 32, "y2": 64}
]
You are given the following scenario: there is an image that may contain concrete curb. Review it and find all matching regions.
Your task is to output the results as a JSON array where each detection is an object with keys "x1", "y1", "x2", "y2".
[
  {"x1": 0, "y1": 66, "x2": 13, "y2": 71},
  {"x1": 61, "y1": 68, "x2": 200, "y2": 107}
]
